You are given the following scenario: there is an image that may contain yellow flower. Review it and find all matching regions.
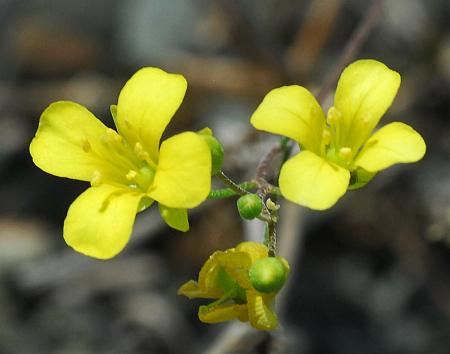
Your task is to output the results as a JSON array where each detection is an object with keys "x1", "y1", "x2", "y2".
[
  {"x1": 250, "y1": 59, "x2": 426, "y2": 210},
  {"x1": 178, "y1": 242, "x2": 290, "y2": 331},
  {"x1": 30, "y1": 68, "x2": 211, "y2": 259}
]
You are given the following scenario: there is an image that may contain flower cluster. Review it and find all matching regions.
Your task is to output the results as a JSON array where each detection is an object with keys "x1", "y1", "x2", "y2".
[
  {"x1": 251, "y1": 59, "x2": 426, "y2": 209},
  {"x1": 178, "y1": 242, "x2": 290, "y2": 330},
  {"x1": 30, "y1": 68, "x2": 212, "y2": 259},
  {"x1": 30, "y1": 60, "x2": 426, "y2": 331}
]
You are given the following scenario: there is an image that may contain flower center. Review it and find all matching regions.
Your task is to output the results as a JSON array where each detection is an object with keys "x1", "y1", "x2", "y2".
[
  {"x1": 326, "y1": 146, "x2": 353, "y2": 168},
  {"x1": 321, "y1": 106, "x2": 356, "y2": 169},
  {"x1": 88, "y1": 128, "x2": 156, "y2": 192},
  {"x1": 125, "y1": 165, "x2": 155, "y2": 191}
]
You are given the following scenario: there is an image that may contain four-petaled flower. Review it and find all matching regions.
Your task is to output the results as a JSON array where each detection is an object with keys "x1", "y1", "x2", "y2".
[
  {"x1": 251, "y1": 59, "x2": 426, "y2": 210},
  {"x1": 178, "y1": 242, "x2": 290, "y2": 331},
  {"x1": 30, "y1": 67, "x2": 211, "y2": 259}
]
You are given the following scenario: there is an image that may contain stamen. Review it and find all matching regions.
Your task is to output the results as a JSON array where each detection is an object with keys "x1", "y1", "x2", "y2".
[
  {"x1": 338, "y1": 147, "x2": 353, "y2": 161},
  {"x1": 101, "y1": 128, "x2": 122, "y2": 144},
  {"x1": 126, "y1": 170, "x2": 138, "y2": 181},
  {"x1": 134, "y1": 142, "x2": 150, "y2": 161},
  {"x1": 90, "y1": 170, "x2": 103, "y2": 187},
  {"x1": 327, "y1": 106, "x2": 342, "y2": 125},
  {"x1": 81, "y1": 138, "x2": 91, "y2": 152},
  {"x1": 322, "y1": 129, "x2": 331, "y2": 145}
]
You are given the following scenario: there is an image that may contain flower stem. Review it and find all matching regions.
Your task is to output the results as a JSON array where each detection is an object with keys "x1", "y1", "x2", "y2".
[
  {"x1": 253, "y1": 137, "x2": 293, "y2": 256},
  {"x1": 208, "y1": 181, "x2": 280, "y2": 200},
  {"x1": 208, "y1": 181, "x2": 258, "y2": 199},
  {"x1": 215, "y1": 171, "x2": 251, "y2": 196},
  {"x1": 213, "y1": 170, "x2": 278, "y2": 254},
  {"x1": 267, "y1": 218, "x2": 277, "y2": 257}
]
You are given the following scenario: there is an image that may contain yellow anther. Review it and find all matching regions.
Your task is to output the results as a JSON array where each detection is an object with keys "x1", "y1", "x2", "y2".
[
  {"x1": 126, "y1": 170, "x2": 138, "y2": 181},
  {"x1": 81, "y1": 138, "x2": 91, "y2": 152},
  {"x1": 338, "y1": 147, "x2": 353, "y2": 160},
  {"x1": 90, "y1": 170, "x2": 103, "y2": 187},
  {"x1": 134, "y1": 142, "x2": 150, "y2": 161},
  {"x1": 134, "y1": 142, "x2": 143, "y2": 153},
  {"x1": 102, "y1": 128, "x2": 122, "y2": 144},
  {"x1": 327, "y1": 106, "x2": 342, "y2": 125},
  {"x1": 322, "y1": 129, "x2": 331, "y2": 145}
]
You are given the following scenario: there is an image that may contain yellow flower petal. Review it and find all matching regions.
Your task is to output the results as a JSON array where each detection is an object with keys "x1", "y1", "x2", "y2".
[
  {"x1": 63, "y1": 184, "x2": 144, "y2": 259},
  {"x1": 354, "y1": 122, "x2": 426, "y2": 172},
  {"x1": 250, "y1": 85, "x2": 325, "y2": 154},
  {"x1": 279, "y1": 151, "x2": 350, "y2": 210},
  {"x1": 149, "y1": 132, "x2": 211, "y2": 208},
  {"x1": 158, "y1": 204, "x2": 189, "y2": 232},
  {"x1": 197, "y1": 251, "x2": 224, "y2": 298},
  {"x1": 216, "y1": 251, "x2": 253, "y2": 289},
  {"x1": 199, "y1": 304, "x2": 248, "y2": 324},
  {"x1": 235, "y1": 242, "x2": 268, "y2": 263},
  {"x1": 116, "y1": 67, "x2": 187, "y2": 162},
  {"x1": 178, "y1": 280, "x2": 215, "y2": 299},
  {"x1": 246, "y1": 290, "x2": 278, "y2": 330},
  {"x1": 30, "y1": 101, "x2": 128, "y2": 182},
  {"x1": 334, "y1": 59, "x2": 401, "y2": 152}
]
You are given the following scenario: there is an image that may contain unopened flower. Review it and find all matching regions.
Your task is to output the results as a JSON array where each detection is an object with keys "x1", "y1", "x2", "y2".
[
  {"x1": 251, "y1": 59, "x2": 426, "y2": 210},
  {"x1": 236, "y1": 194, "x2": 263, "y2": 220},
  {"x1": 30, "y1": 67, "x2": 211, "y2": 259},
  {"x1": 178, "y1": 242, "x2": 290, "y2": 330}
]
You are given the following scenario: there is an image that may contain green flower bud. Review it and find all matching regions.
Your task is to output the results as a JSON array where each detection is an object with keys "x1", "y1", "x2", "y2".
[
  {"x1": 249, "y1": 257, "x2": 289, "y2": 293},
  {"x1": 237, "y1": 194, "x2": 263, "y2": 220},
  {"x1": 198, "y1": 128, "x2": 224, "y2": 175}
]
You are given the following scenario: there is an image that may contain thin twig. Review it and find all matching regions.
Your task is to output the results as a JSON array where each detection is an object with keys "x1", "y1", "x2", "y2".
[
  {"x1": 253, "y1": 138, "x2": 292, "y2": 256},
  {"x1": 208, "y1": 181, "x2": 258, "y2": 199},
  {"x1": 255, "y1": 144, "x2": 283, "y2": 188},
  {"x1": 215, "y1": 171, "x2": 250, "y2": 196},
  {"x1": 266, "y1": 217, "x2": 277, "y2": 257},
  {"x1": 316, "y1": 0, "x2": 385, "y2": 104},
  {"x1": 209, "y1": 182, "x2": 281, "y2": 200}
]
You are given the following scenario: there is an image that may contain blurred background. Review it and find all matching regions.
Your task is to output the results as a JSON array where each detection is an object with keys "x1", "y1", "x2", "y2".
[{"x1": 0, "y1": 0, "x2": 449, "y2": 353}]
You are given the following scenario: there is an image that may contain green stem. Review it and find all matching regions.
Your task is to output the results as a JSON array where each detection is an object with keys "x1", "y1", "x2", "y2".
[
  {"x1": 208, "y1": 181, "x2": 258, "y2": 200},
  {"x1": 213, "y1": 171, "x2": 278, "y2": 255},
  {"x1": 216, "y1": 171, "x2": 250, "y2": 196},
  {"x1": 267, "y1": 218, "x2": 277, "y2": 257},
  {"x1": 208, "y1": 183, "x2": 281, "y2": 200}
]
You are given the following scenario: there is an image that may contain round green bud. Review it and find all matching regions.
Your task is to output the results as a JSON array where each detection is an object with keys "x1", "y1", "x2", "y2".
[
  {"x1": 249, "y1": 257, "x2": 289, "y2": 293},
  {"x1": 203, "y1": 135, "x2": 224, "y2": 175},
  {"x1": 237, "y1": 194, "x2": 263, "y2": 220}
]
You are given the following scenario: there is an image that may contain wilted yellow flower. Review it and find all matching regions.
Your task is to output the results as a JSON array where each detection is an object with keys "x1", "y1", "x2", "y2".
[
  {"x1": 178, "y1": 242, "x2": 290, "y2": 331},
  {"x1": 251, "y1": 59, "x2": 426, "y2": 210},
  {"x1": 30, "y1": 67, "x2": 211, "y2": 259}
]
